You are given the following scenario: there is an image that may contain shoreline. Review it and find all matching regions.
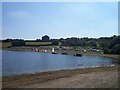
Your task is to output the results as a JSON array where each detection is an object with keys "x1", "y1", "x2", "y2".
[
  {"x1": 2, "y1": 64, "x2": 116, "y2": 77},
  {"x1": 2, "y1": 66, "x2": 119, "y2": 88}
]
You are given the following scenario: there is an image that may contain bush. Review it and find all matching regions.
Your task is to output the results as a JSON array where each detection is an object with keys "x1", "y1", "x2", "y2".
[
  {"x1": 51, "y1": 40, "x2": 59, "y2": 45},
  {"x1": 103, "y1": 48, "x2": 110, "y2": 54},
  {"x1": 12, "y1": 40, "x2": 25, "y2": 46},
  {"x1": 110, "y1": 44, "x2": 120, "y2": 54}
]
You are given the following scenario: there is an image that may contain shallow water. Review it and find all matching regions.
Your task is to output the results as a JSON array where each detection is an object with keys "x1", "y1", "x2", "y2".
[{"x1": 2, "y1": 50, "x2": 115, "y2": 76}]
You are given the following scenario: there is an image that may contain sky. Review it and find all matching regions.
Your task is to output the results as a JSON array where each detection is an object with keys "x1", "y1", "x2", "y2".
[{"x1": 2, "y1": 2, "x2": 118, "y2": 40}]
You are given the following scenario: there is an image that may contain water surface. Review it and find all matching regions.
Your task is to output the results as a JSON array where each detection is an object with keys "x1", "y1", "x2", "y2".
[{"x1": 2, "y1": 50, "x2": 115, "y2": 76}]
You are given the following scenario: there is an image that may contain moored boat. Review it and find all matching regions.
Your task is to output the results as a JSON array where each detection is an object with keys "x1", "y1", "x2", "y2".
[
  {"x1": 61, "y1": 52, "x2": 68, "y2": 55},
  {"x1": 52, "y1": 47, "x2": 58, "y2": 54},
  {"x1": 74, "y1": 53, "x2": 82, "y2": 57},
  {"x1": 52, "y1": 52, "x2": 58, "y2": 54}
]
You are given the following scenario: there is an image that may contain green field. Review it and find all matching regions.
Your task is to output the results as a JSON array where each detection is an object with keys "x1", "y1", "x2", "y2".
[
  {"x1": 1, "y1": 42, "x2": 52, "y2": 48},
  {"x1": 25, "y1": 42, "x2": 52, "y2": 45},
  {"x1": 2, "y1": 42, "x2": 12, "y2": 48}
]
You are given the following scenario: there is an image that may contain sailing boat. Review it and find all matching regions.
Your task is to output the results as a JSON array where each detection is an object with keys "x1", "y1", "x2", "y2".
[
  {"x1": 52, "y1": 48, "x2": 54, "y2": 52},
  {"x1": 52, "y1": 47, "x2": 58, "y2": 54}
]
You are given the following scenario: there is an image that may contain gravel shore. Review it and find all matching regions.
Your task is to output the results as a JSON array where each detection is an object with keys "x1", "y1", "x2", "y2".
[
  {"x1": 21, "y1": 71, "x2": 118, "y2": 88},
  {"x1": 2, "y1": 66, "x2": 119, "y2": 88}
]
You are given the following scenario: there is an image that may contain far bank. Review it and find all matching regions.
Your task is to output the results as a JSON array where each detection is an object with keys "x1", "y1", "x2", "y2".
[{"x1": 1, "y1": 45, "x2": 120, "y2": 63}]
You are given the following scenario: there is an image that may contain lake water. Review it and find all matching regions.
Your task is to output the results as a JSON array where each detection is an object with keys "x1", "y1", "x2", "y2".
[{"x1": 2, "y1": 50, "x2": 115, "y2": 76}]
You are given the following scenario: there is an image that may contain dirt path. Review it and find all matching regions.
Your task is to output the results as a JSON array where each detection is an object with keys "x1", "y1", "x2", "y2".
[{"x1": 2, "y1": 66, "x2": 119, "y2": 88}]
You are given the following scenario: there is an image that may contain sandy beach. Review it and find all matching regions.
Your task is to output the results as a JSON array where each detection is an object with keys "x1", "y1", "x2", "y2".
[{"x1": 2, "y1": 66, "x2": 119, "y2": 88}]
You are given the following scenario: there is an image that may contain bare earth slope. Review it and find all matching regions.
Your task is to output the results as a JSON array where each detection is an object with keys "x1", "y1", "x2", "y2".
[
  {"x1": 20, "y1": 71, "x2": 118, "y2": 88},
  {"x1": 2, "y1": 66, "x2": 119, "y2": 88}
]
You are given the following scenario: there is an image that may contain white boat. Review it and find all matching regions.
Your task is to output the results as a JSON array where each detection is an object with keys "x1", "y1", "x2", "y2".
[
  {"x1": 52, "y1": 48, "x2": 58, "y2": 54},
  {"x1": 52, "y1": 48, "x2": 55, "y2": 52},
  {"x1": 44, "y1": 50, "x2": 47, "y2": 52}
]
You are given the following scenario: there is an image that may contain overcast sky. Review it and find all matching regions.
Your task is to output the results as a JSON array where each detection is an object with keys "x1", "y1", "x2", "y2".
[{"x1": 2, "y1": 2, "x2": 118, "y2": 39}]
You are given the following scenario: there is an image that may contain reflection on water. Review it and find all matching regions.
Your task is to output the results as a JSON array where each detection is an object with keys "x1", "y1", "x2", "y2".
[{"x1": 2, "y1": 50, "x2": 115, "y2": 76}]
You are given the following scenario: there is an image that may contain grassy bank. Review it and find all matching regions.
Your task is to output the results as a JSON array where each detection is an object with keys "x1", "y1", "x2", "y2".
[
  {"x1": 1, "y1": 46, "x2": 120, "y2": 61},
  {"x1": 25, "y1": 41, "x2": 51, "y2": 45}
]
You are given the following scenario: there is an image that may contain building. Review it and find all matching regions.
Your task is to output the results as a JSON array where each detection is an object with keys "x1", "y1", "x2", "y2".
[{"x1": 42, "y1": 35, "x2": 50, "y2": 42}]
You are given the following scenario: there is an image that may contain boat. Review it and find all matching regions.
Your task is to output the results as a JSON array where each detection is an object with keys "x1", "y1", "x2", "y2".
[
  {"x1": 74, "y1": 53, "x2": 82, "y2": 57},
  {"x1": 52, "y1": 47, "x2": 55, "y2": 52},
  {"x1": 52, "y1": 51, "x2": 58, "y2": 54},
  {"x1": 61, "y1": 52, "x2": 68, "y2": 55},
  {"x1": 52, "y1": 48, "x2": 58, "y2": 54},
  {"x1": 33, "y1": 48, "x2": 39, "y2": 52},
  {"x1": 44, "y1": 50, "x2": 47, "y2": 52}
]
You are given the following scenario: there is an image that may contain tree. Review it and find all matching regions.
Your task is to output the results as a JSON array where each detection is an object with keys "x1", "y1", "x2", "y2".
[
  {"x1": 36, "y1": 39, "x2": 41, "y2": 42},
  {"x1": 2, "y1": 38, "x2": 13, "y2": 42},
  {"x1": 110, "y1": 44, "x2": 120, "y2": 54},
  {"x1": 12, "y1": 39, "x2": 25, "y2": 46},
  {"x1": 51, "y1": 40, "x2": 59, "y2": 45},
  {"x1": 42, "y1": 35, "x2": 50, "y2": 42},
  {"x1": 103, "y1": 48, "x2": 110, "y2": 54},
  {"x1": 109, "y1": 36, "x2": 120, "y2": 49}
]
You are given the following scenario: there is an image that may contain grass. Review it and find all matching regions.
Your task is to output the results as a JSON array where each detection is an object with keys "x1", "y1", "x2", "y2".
[
  {"x1": 1, "y1": 42, "x2": 12, "y2": 49},
  {"x1": 1, "y1": 42, "x2": 52, "y2": 48},
  {"x1": 25, "y1": 42, "x2": 51, "y2": 45},
  {"x1": 56, "y1": 49, "x2": 102, "y2": 55}
]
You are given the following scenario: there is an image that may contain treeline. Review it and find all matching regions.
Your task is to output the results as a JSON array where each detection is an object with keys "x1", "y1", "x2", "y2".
[
  {"x1": 2, "y1": 39, "x2": 25, "y2": 47},
  {"x1": 2, "y1": 35, "x2": 120, "y2": 54},
  {"x1": 59, "y1": 35, "x2": 120, "y2": 54},
  {"x1": 103, "y1": 36, "x2": 120, "y2": 54}
]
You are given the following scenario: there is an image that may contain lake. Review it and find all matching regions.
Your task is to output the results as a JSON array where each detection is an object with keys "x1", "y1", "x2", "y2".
[{"x1": 2, "y1": 50, "x2": 115, "y2": 76}]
